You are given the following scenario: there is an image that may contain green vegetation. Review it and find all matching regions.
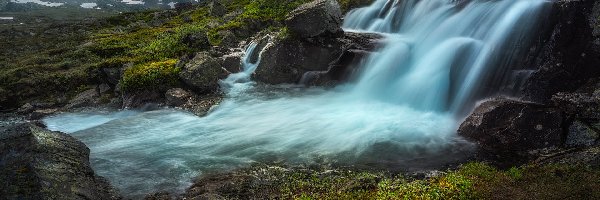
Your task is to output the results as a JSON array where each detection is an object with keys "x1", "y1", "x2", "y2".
[
  {"x1": 121, "y1": 59, "x2": 180, "y2": 91},
  {"x1": 0, "y1": 0, "x2": 377, "y2": 109},
  {"x1": 0, "y1": 0, "x2": 322, "y2": 109},
  {"x1": 233, "y1": 162, "x2": 600, "y2": 199}
]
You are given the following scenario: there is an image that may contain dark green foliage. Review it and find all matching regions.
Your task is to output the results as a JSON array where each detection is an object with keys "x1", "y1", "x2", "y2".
[
  {"x1": 121, "y1": 59, "x2": 181, "y2": 91},
  {"x1": 0, "y1": 0, "x2": 317, "y2": 108}
]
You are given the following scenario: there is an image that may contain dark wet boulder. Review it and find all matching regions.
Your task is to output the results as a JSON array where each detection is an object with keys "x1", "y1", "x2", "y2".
[
  {"x1": 221, "y1": 52, "x2": 243, "y2": 73},
  {"x1": 254, "y1": 38, "x2": 330, "y2": 84},
  {"x1": 552, "y1": 91, "x2": 600, "y2": 120},
  {"x1": 301, "y1": 48, "x2": 373, "y2": 86},
  {"x1": 179, "y1": 52, "x2": 228, "y2": 94},
  {"x1": 65, "y1": 84, "x2": 113, "y2": 110},
  {"x1": 521, "y1": 0, "x2": 600, "y2": 103},
  {"x1": 285, "y1": 0, "x2": 343, "y2": 38},
  {"x1": 458, "y1": 98, "x2": 564, "y2": 165},
  {"x1": 0, "y1": 123, "x2": 121, "y2": 199},
  {"x1": 165, "y1": 88, "x2": 222, "y2": 117},
  {"x1": 122, "y1": 90, "x2": 164, "y2": 109},
  {"x1": 165, "y1": 88, "x2": 194, "y2": 107},
  {"x1": 254, "y1": 32, "x2": 382, "y2": 84}
]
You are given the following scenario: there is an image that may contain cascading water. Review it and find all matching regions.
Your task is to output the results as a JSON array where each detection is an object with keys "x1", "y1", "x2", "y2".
[
  {"x1": 42, "y1": 0, "x2": 549, "y2": 198},
  {"x1": 345, "y1": 0, "x2": 548, "y2": 114}
]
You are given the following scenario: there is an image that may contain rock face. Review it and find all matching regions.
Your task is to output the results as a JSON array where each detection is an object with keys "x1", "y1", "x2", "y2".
[
  {"x1": 0, "y1": 123, "x2": 121, "y2": 199},
  {"x1": 285, "y1": 0, "x2": 343, "y2": 38},
  {"x1": 122, "y1": 90, "x2": 164, "y2": 109},
  {"x1": 179, "y1": 52, "x2": 228, "y2": 94},
  {"x1": 458, "y1": 98, "x2": 564, "y2": 165},
  {"x1": 65, "y1": 84, "x2": 114, "y2": 110},
  {"x1": 165, "y1": 88, "x2": 222, "y2": 116},
  {"x1": 566, "y1": 121, "x2": 599, "y2": 147},
  {"x1": 254, "y1": 32, "x2": 382, "y2": 84},
  {"x1": 522, "y1": 0, "x2": 600, "y2": 103},
  {"x1": 221, "y1": 51, "x2": 243, "y2": 74}
]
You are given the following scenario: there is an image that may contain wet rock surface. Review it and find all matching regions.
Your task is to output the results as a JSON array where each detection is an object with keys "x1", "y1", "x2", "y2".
[
  {"x1": 0, "y1": 123, "x2": 121, "y2": 199},
  {"x1": 179, "y1": 52, "x2": 229, "y2": 94},
  {"x1": 522, "y1": 0, "x2": 600, "y2": 103},
  {"x1": 285, "y1": 0, "x2": 343, "y2": 38},
  {"x1": 458, "y1": 98, "x2": 564, "y2": 165},
  {"x1": 165, "y1": 88, "x2": 222, "y2": 117},
  {"x1": 254, "y1": 32, "x2": 383, "y2": 84}
]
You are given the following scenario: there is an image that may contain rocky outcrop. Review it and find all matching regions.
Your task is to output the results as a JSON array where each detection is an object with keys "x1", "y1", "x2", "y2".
[
  {"x1": 254, "y1": 32, "x2": 382, "y2": 84},
  {"x1": 285, "y1": 0, "x2": 343, "y2": 38},
  {"x1": 122, "y1": 90, "x2": 164, "y2": 109},
  {"x1": 179, "y1": 52, "x2": 229, "y2": 94},
  {"x1": 165, "y1": 88, "x2": 222, "y2": 116},
  {"x1": 458, "y1": 0, "x2": 600, "y2": 167},
  {"x1": 65, "y1": 84, "x2": 116, "y2": 110},
  {"x1": 221, "y1": 51, "x2": 243, "y2": 73},
  {"x1": 458, "y1": 98, "x2": 564, "y2": 165},
  {"x1": 0, "y1": 123, "x2": 121, "y2": 199},
  {"x1": 251, "y1": 0, "x2": 382, "y2": 85},
  {"x1": 522, "y1": 0, "x2": 600, "y2": 103}
]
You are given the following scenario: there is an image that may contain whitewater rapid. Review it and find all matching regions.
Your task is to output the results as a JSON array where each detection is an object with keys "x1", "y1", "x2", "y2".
[{"x1": 43, "y1": 0, "x2": 549, "y2": 198}]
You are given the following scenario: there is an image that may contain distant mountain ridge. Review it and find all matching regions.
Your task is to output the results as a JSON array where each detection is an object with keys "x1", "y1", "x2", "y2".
[{"x1": 0, "y1": 0, "x2": 204, "y2": 12}]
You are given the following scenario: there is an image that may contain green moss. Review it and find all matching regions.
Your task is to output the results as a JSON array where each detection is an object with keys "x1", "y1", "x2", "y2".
[
  {"x1": 121, "y1": 59, "x2": 181, "y2": 91},
  {"x1": 0, "y1": 0, "x2": 331, "y2": 108},
  {"x1": 220, "y1": 162, "x2": 600, "y2": 200}
]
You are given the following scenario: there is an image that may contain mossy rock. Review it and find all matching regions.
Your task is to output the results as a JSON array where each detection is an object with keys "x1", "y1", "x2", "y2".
[
  {"x1": 179, "y1": 52, "x2": 226, "y2": 94},
  {"x1": 121, "y1": 59, "x2": 181, "y2": 92}
]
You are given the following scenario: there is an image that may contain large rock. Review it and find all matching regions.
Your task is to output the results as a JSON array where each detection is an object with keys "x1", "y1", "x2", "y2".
[
  {"x1": 165, "y1": 88, "x2": 222, "y2": 117},
  {"x1": 221, "y1": 51, "x2": 243, "y2": 73},
  {"x1": 122, "y1": 90, "x2": 163, "y2": 109},
  {"x1": 65, "y1": 84, "x2": 113, "y2": 110},
  {"x1": 254, "y1": 32, "x2": 382, "y2": 84},
  {"x1": 179, "y1": 52, "x2": 228, "y2": 94},
  {"x1": 458, "y1": 98, "x2": 564, "y2": 165},
  {"x1": 285, "y1": 0, "x2": 343, "y2": 38},
  {"x1": 0, "y1": 123, "x2": 121, "y2": 199},
  {"x1": 551, "y1": 91, "x2": 600, "y2": 120},
  {"x1": 565, "y1": 121, "x2": 599, "y2": 147},
  {"x1": 521, "y1": 0, "x2": 600, "y2": 103}
]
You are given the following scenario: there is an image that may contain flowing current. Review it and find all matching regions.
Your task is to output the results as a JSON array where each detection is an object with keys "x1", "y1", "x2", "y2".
[{"x1": 43, "y1": 0, "x2": 549, "y2": 198}]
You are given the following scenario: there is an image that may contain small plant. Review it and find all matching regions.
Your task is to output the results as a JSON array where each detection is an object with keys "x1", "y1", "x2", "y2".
[{"x1": 121, "y1": 59, "x2": 181, "y2": 91}]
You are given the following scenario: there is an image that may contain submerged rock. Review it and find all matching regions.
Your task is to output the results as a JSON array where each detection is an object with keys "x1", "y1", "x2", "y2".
[
  {"x1": 285, "y1": 0, "x2": 343, "y2": 38},
  {"x1": 165, "y1": 88, "x2": 222, "y2": 117},
  {"x1": 0, "y1": 123, "x2": 121, "y2": 199},
  {"x1": 458, "y1": 98, "x2": 564, "y2": 165}
]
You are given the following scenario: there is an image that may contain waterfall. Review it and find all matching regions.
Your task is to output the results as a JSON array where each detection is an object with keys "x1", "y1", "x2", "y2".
[
  {"x1": 219, "y1": 42, "x2": 260, "y2": 91},
  {"x1": 344, "y1": 0, "x2": 549, "y2": 114},
  {"x1": 42, "y1": 1, "x2": 551, "y2": 197}
]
